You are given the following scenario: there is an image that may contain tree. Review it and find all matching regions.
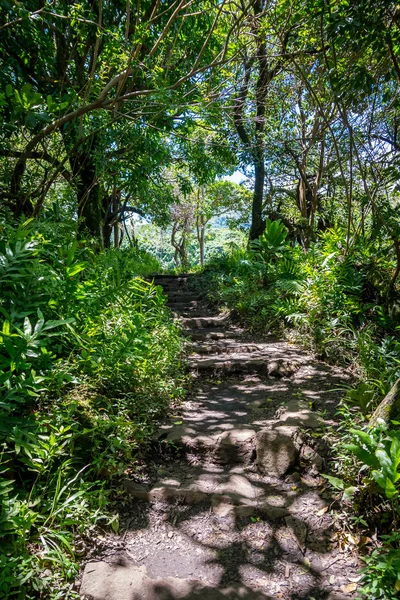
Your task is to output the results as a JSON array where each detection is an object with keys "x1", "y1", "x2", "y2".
[
  {"x1": 195, "y1": 181, "x2": 251, "y2": 266},
  {"x1": 0, "y1": 0, "x2": 235, "y2": 242}
]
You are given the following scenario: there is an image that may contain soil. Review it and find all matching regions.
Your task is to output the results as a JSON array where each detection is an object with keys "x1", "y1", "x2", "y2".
[{"x1": 78, "y1": 275, "x2": 361, "y2": 600}]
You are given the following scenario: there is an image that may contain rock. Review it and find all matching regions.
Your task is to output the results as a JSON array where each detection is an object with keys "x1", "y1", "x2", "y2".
[
  {"x1": 80, "y1": 561, "x2": 196, "y2": 600},
  {"x1": 182, "y1": 315, "x2": 228, "y2": 329},
  {"x1": 248, "y1": 398, "x2": 271, "y2": 411},
  {"x1": 81, "y1": 559, "x2": 271, "y2": 599},
  {"x1": 267, "y1": 359, "x2": 299, "y2": 378},
  {"x1": 278, "y1": 409, "x2": 323, "y2": 429},
  {"x1": 123, "y1": 480, "x2": 149, "y2": 500},
  {"x1": 80, "y1": 561, "x2": 149, "y2": 599},
  {"x1": 216, "y1": 428, "x2": 255, "y2": 465},
  {"x1": 256, "y1": 426, "x2": 300, "y2": 476},
  {"x1": 211, "y1": 494, "x2": 257, "y2": 517},
  {"x1": 215, "y1": 474, "x2": 262, "y2": 500},
  {"x1": 212, "y1": 494, "x2": 235, "y2": 517},
  {"x1": 148, "y1": 484, "x2": 207, "y2": 504},
  {"x1": 284, "y1": 515, "x2": 307, "y2": 549},
  {"x1": 301, "y1": 445, "x2": 324, "y2": 471},
  {"x1": 286, "y1": 472, "x2": 301, "y2": 483}
]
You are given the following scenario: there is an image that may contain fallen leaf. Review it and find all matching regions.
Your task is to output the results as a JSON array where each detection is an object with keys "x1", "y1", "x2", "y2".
[
  {"x1": 342, "y1": 583, "x2": 357, "y2": 593},
  {"x1": 316, "y1": 506, "x2": 329, "y2": 516}
]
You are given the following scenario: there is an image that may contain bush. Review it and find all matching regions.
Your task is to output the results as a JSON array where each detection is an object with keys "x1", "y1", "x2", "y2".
[
  {"x1": 202, "y1": 225, "x2": 399, "y2": 384},
  {"x1": 0, "y1": 218, "x2": 184, "y2": 598}
]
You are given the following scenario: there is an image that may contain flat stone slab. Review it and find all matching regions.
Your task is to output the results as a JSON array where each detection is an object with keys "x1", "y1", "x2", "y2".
[
  {"x1": 184, "y1": 329, "x2": 242, "y2": 341},
  {"x1": 80, "y1": 561, "x2": 272, "y2": 600},
  {"x1": 217, "y1": 428, "x2": 256, "y2": 464},
  {"x1": 189, "y1": 355, "x2": 301, "y2": 376},
  {"x1": 182, "y1": 315, "x2": 230, "y2": 329},
  {"x1": 278, "y1": 409, "x2": 323, "y2": 429}
]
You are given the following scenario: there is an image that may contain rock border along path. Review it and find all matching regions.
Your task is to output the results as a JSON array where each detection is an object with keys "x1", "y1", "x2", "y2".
[{"x1": 80, "y1": 275, "x2": 360, "y2": 600}]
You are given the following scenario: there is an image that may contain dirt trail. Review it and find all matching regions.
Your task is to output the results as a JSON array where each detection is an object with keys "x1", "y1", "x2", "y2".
[{"x1": 80, "y1": 275, "x2": 360, "y2": 600}]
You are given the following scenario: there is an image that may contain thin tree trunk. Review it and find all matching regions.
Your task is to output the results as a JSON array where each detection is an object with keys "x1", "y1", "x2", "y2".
[
  {"x1": 250, "y1": 157, "x2": 265, "y2": 240},
  {"x1": 389, "y1": 240, "x2": 400, "y2": 295},
  {"x1": 113, "y1": 191, "x2": 119, "y2": 248},
  {"x1": 370, "y1": 379, "x2": 400, "y2": 426}
]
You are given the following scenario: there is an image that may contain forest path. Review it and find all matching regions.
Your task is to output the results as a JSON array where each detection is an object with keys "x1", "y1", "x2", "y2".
[{"x1": 80, "y1": 275, "x2": 360, "y2": 600}]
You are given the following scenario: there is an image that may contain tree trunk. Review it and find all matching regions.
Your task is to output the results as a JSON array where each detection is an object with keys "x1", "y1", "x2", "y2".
[
  {"x1": 72, "y1": 153, "x2": 103, "y2": 241},
  {"x1": 113, "y1": 193, "x2": 119, "y2": 248},
  {"x1": 389, "y1": 239, "x2": 400, "y2": 295},
  {"x1": 62, "y1": 128, "x2": 103, "y2": 243},
  {"x1": 250, "y1": 155, "x2": 265, "y2": 240},
  {"x1": 10, "y1": 160, "x2": 34, "y2": 218},
  {"x1": 370, "y1": 379, "x2": 400, "y2": 426},
  {"x1": 196, "y1": 214, "x2": 206, "y2": 267},
  {"x1": 199, "y1": 224, "x2": 205, "y2": 267}
]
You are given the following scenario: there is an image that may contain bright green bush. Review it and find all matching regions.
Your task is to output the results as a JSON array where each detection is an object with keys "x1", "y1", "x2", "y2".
[
  {"x1": 0, "y1": 218, "x2": 184, "y2": 598},
  {"x1": 201, "y1": 222, "x2": 400, "y2": 600},
  {"x1": 203, "y1": 224, "x2": 399, "y2": 383}
]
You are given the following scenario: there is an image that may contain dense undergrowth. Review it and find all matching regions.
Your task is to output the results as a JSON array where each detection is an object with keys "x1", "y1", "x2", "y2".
[
  {"x1": 203, "y1": 221, "x2": 400, "y2": 388},
  {"x1": 0, "y1": 217, "x2": 185, "y2": 599},
  {"x1": 200, "y1": 220, "x2": 400, "y2": 599}
]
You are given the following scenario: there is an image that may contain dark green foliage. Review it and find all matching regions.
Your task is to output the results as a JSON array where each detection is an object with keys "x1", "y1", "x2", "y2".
[
  {"x1": 0, "y1": 217, "x2": 184, "y2": 598},
  {"x1": 203, "y1": 226, "x2": 399, "y2": 381},
  {"x1": 201, "y1": 224, "x2": 400, "y2": 600}
]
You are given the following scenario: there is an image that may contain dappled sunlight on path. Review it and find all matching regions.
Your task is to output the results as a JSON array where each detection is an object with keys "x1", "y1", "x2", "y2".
[{"x1": 79, "y1": 275, "x2": 359, "y2": 600}]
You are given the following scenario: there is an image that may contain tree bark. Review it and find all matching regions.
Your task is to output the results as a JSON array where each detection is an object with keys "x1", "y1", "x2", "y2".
[
  {"x1": 71, "y1": 152, "x2": 103, "y2": 241},
  {"x1": 370, "y1": 379, "x2": 400, "y2": 426},
  {"x1": 233, "y1": 2, "x2": 284, "y2": 241},
  {"x1": 250, "y1": 157, "x2": 265, "y2": 240},
  {"x1": 62, "y1": 127, "x2": 103, "y2": 242}
]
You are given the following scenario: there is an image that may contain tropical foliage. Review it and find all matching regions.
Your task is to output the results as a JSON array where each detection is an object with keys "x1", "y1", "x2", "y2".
[
  {"x1": 1, "y1": 0, "x2": 400, "y2": 597},
  {"x1": 0, "y1": 216, "x2": 184, "y2": 598}
]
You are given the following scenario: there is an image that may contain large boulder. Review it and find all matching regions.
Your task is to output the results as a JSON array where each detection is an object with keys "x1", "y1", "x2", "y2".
[
  {"x1": 216, "y1": 428, "x2": 255, "y2": 465},
  {"x1": 256, "y1": 426, "x2": 300, "y2": 476}
]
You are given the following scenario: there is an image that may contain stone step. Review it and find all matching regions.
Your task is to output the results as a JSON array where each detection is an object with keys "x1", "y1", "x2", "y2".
[
  {"x1": 166, "y1": 293, "x2": 201, "y2": 303},
  {"x1": 181, "y1": 315, "x2": 230, "y2": 329},
  {"x1": 156, "y1": 423, "x2": 257, "y2": 465},
  {"x1": 161, "y1": 282, "x2": 191, "y2": 291},
  {"x1": 189, "y1": 355, "x2": 300, "y2": 377},
  {"x1": 168, "y1": 300, "x2": 201, "y2": 308},
  {"x1": 153, "y1": 279, "x2": 193, "y2": 288},
  {"x1": 172, "y1": 309, "x2": 212, "y2": 318},
  {"x1": 152, "y1": 274, "x2": 194, "y2": 279},
  {"x1": 123, "y1": 469, "x2": 291, "y2": 520},
  {"x1": 191, "y1": 342, "x2": 265, "y2": 355},
  {"x1": 80, "y1": 562, "x2": 270, "y2": 600},
  {"x1": 183, "y1": 329, "x2": 242, "y2": 341}
]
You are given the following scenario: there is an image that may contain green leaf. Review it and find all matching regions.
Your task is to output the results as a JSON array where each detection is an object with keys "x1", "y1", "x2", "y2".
[
  {"x1": 66, "y1": 263, "x2": 86, "y2": 277},
  {"x1": 343, "y1": 486, "x2": 358, "y2": 500},
  {"x1": 384, "y1": 478, "x2": 398, "y2": 499},
  {"x1": 322, "y1": 474, "x2": 345, "y2": 490},
  {"x1": 23, "y1": 317, "x2": 32, "y2": 336},
  {"x1": 349, "y1": 429, "x2": 374, "y2": 449},
  {"x1": 344, "y1": 444, "x2": 379, "y2": 468}
]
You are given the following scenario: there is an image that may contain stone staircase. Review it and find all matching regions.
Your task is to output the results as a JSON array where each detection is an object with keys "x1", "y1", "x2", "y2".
[{"x1": 79, "y1": 275, "x2": 359, "y2": 600}]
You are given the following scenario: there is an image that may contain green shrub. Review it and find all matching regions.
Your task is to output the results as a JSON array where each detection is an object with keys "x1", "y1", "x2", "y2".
[{"x1": 0, "y1": 218, "x2": 185, "y2": 598}]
